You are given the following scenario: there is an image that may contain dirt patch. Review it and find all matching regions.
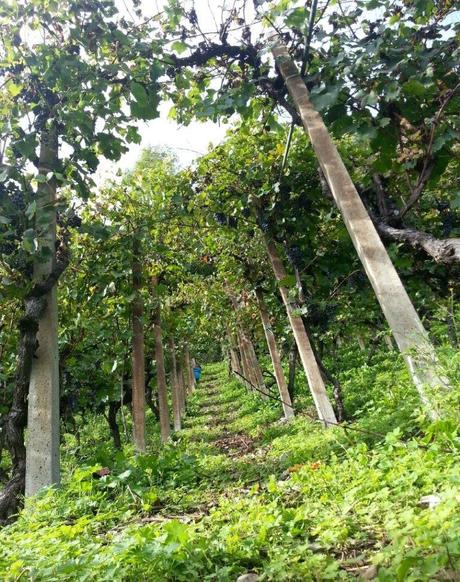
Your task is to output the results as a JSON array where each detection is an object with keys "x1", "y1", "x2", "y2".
[{"x1": 214, "y1": 432, "x2": 255, "y2": 458}]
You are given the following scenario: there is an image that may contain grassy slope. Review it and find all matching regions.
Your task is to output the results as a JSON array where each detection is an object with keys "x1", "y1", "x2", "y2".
[{"x1": 0, "y1": 362, "x2": 459, "y2": 581}]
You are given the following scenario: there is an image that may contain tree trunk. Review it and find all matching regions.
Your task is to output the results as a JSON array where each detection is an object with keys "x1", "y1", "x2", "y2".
[
  {"x1": 446, "y1": 290, "x2": 458, "y2": 348},
  {"x1": 168, "y1": 337, "x2": 181, "y2": 431},
  {"x1": 288, "y1": 342, "x2": 298, "y2": 402},
  {"x1": 377, "y1": 222, "x2": 460, "y2": 266},
  {"x1": 230, "y1": 347, "x2": 241, "y2": 376},
  {"x1": 152, "y1": 276, "x2": 170, "y2": 442},
  {"x1": 107, "y1": 402, "x2": 122, "y2": 450},
  {"x1": 255, "y1": 288, "x2": 294, "y2": 419},
  {"x1": 145, "y1": 382, "x2": 160, "y2": 420},
  {"x1": 384, "y1": 335, "x2": 395, "y2": 351},
  {"x1": 271, "y1": 37, "x2": 447, "y2": 413},
  {"x1": 131, "y1": 236, "x2": 146, "y2": 453},
  {"x1": 264, "y1": 237, "x2": 337, "y2": 425},
  {"x1": 357, "y1": 335, "x2": 366, "y2": 351},
  {"x1": 25, "y1": 128, "x2": 60, "y2": 496},
  {"x1": 245, "y1": 336, "x2": 267, "y2": 398},
  {"x1": 226, "y1": 326, "x2": 242, "y2": 378},
  {"x1": 177, "y1": 356, "x2": 186, "y2": 414},
  {"x1": 0, "y1": 301, "x2": 40, "y2": 520},
  {"x1": 309, "y1": 335, "x2": 346, "y2": 423},
  {"x1": 236, "y1": 330, "x2": 252, "y2": 389},
  {"x1": 184, "y1": 346, "x2": 195, "y2": 393}
]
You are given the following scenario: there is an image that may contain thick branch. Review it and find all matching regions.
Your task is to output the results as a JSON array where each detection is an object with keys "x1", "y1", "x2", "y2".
[
  {"x1": 377, "y1": 222, "x2": 460, "y2": 266},
  {"x1": 170, "y1": 41, "x2": 260, "y2": 70}
]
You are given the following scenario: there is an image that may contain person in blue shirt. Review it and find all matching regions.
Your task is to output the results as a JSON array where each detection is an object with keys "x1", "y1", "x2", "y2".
[{"x1": 193, "y1": 364, "x2": 202, "y2": 383}]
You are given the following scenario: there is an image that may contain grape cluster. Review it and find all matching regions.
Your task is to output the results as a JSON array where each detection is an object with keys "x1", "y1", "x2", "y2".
[
  {"x1": 0, "y1": 241, "x2": 15, "y2": 255},
  {"x1": 213, "y1": 212, "x2": 238, "y2": 228},
  {"x1": 286, "y1": 245, "x2": 302, "y2": 267},
  {"x1": 57, "y1": 212, "x2": 82, "y2": 229},
  {"x1": 214, "y1": 212, "x2": 227, "y2": 225},
  {"x1": 10, "y1": 191, "x2": 26, "y2": 211},
  {"x1": 67, "y1": 214, "x2": 82, "y2": 228},
  {"x1": 257, "y1": 217, "x2": 271, "y2": 233},
  {"x1": 442, "y1": 214, "x2": 455, "y2": 237}
]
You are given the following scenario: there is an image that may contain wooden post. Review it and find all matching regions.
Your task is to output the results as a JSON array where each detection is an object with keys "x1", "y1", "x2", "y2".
[
  {"x1": 271, "y1": 36, "x2": 446, "y2": 411},
  {"x1": 265, "y1": 237, "x2": 337, "y2": 425},
  {"x1": 168, "y1": 337, "x2": 181, "y2": 431},
  {"x1": 152, "y1": 276, "x2": 170, "y2": 443},
  {"x1": 26, "y1": 128, "x2": 60, "y2": 495},
  {"x1": 131, "y1": 235, "x2": 146, "y2": 453},
  {"x1": 255, "y1": 288, "x2": 294, "y2": 419}
]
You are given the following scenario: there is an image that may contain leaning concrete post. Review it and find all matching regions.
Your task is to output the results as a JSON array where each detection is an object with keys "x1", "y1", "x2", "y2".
[
  {"x1": 264, "y1": 237, "x2": 337, "y2": 425},
  {"x1": 255, "y1": 288, "x2": 294, "y2": 419},
  {"x1": 271, "y1": 36, "x2": 446, "y2": 412},
  {"x1": 26, "y1": 128, "x2": 60, "y2": 496}
]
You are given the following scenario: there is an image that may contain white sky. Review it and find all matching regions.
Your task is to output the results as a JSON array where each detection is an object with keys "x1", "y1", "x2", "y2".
[{"x1": 96, "y1": 0, "x2": 259, "y2": 183}]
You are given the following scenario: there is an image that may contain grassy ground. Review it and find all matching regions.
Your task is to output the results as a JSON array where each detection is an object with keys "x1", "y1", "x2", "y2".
[{"x1": 0, "y1": 363, "x2": 459, "y2": 580}]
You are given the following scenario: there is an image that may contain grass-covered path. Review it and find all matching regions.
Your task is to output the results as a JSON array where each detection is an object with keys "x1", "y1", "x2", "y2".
[{"x1": 1, "y1": 364, "x2": 459, "y2": 580}]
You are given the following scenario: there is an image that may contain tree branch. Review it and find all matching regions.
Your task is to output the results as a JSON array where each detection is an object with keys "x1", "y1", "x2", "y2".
[{"x1": 377, "y1": 222, "x2": 460, "y2": 266}]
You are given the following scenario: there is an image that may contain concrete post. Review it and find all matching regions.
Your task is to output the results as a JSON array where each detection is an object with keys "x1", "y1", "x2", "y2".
[
  {"x1": 26, "y1": 128, "x2": 60, "y2": 496},
  {"x1": 256, "y1": 288, "x2": 294, "y2": 419},
  {"x1": 271, "y1": 36, "x2": 447, "y2": 412}
]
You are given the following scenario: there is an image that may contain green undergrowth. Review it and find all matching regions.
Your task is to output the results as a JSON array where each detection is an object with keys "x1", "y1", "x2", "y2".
[{"x1": 0, "y1": 360, "x2": 459, "y2": 581}]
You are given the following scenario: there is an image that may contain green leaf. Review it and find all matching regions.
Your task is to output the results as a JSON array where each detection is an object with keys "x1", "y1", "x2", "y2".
[
  {"x1": 25, "y1": 201, "x2": 37, "y2": 220},
  {"x1": 7, "y1": 81, "x2": 22, "y2": 97},
  {"x1": 278, "y1": 275, "x2": 296, "y2": 289},
  {"x1": 171, "y1": 41, "x2": 188, "y2": 54},
  {"x1": 451, "y1": 192, "x2": 460, "y2": 210},
  {"x1": 402, "y1": 79, "x2": 426, "y2": 97},
  {"x1": 310, "y1": 86, "x2": 341, "y2": 112},
  {"x1": 130, "y1": 81, "x2": 148, "y2": 105}
]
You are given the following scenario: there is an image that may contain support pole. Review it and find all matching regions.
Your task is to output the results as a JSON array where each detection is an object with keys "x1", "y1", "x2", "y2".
[
  {"x1": 26, "y1": 128, "x2": 60, "y2": 495},
  {"x1": 264, "y1": 237, "x2": 337, "y2": 425},
  {"x1": 255, "y1": 288, "x2": 294, "y2": 419},
  {"x1": 271, "y1": 36, "x2": 447, "y2": 411}
]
